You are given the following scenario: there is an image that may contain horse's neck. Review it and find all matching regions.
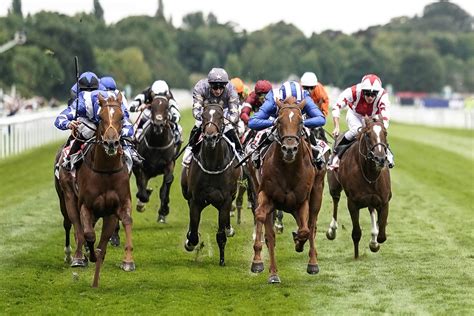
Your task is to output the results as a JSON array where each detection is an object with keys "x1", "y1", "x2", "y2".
[
  {"x1": 200, "y1": 139, "x2": 231, "y2": 169},
  {"x1": 145, "y1": 124, "x2": 173, "y2": 147},
  {"x1": 91, "y1": 145, "x2": 123, "y2": 171}
]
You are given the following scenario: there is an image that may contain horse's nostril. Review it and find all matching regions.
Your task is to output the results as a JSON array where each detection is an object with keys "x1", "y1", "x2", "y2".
[
  {"x1": 114, "y1": 141, "x2": 120, "y2": 147},
  {"x1": 282, "y1": 145, "x2": 287, "y2": 151}
]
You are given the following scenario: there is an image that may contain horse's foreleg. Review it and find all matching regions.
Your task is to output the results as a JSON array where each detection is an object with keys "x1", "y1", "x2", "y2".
[
  {"x1": 327, "y1": 172, "x2": 341, "y2": 240},
  {"x1": 80, "y1": 204, "x2": 97, "y2": 262},
  {"x1": 119, "y1": 200, "x2": 135, "y2": 271},
  {"x1": 264, "y1": 211, "x2": 279, "y2": 284},
  {"x1": 294, "y1": 200, "x2": 310, "y2": 253},
  {"x1": 92, "y1": 215, "x2": 118, "y2": 287},
  {"x1": 216, "y1": 200, "x2": 232, "y2": 266},
  {"x1": 158, "y1": 163, "x2": 174, "y2": 223},
  {"x1": 377, "y1": 203, "x2": 389, "y2": 244},
  {"x1": 368, "y1": 207, "x2": 380, "y2": 253},
  {"x1": 347, "y1": 200, "x2": 361, "y2": 259},
  {"x1": 134, "y1": 168, "x2": 150, "y2": 212},
  {"x1": 251, "y1": 192, "x2": 272, "y2": 274},
  {"x1": 185, "y1": 200, "x2": 203, "y2": 251}
]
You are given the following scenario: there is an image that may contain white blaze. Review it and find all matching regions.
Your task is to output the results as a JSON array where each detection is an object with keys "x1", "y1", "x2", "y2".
[
  {"x1": 288, "y1": 111, "x2": 294, "y2": 123},
  {"x1": 373, "y1": 125, "x2": 383, "y2": 151}
]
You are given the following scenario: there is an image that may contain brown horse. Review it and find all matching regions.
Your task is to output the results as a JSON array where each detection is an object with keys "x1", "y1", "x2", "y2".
[
  {"x1": 326, "y1": 116, "x2": 392, "y2": 258},
  {"x1": 181, "y1": 103, "x2": 241, "y2": 266},
  {"x1": 251, "y1": 97, "x2": 325, "y2": 283},
  {"x1": 76, "y1": 93, "x2": 135, "y2": 287},
  {"x1": 133, "y1": 95, "x2": 179, "y2": 223}
]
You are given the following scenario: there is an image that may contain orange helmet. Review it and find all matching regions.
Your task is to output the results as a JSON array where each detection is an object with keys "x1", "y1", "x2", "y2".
[{"x1": 230, "y1": 77, "x2": 244, "y2": 94}]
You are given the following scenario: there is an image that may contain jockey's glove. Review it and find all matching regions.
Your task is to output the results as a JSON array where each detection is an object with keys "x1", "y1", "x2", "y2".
[{"x1": 129, "y1": 100, "x2": 141, "y2": 112}]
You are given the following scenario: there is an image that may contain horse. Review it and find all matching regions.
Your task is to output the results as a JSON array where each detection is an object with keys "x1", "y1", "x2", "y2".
[
  {"x1": 251, "y1": 96, "x2": 325, "y2": 283},
  {"x1": 76, "y1": 93, "x2": 135, "y2": 287},
  {"x1": 180, "y1": 103, "x2": 241, "y2": 266},
  {"x1": 326, "y1": 115, "x2": 392, "y2": 258},
  {"x1": 132, "y1": 95, "x2": 179, "y2": 223}
]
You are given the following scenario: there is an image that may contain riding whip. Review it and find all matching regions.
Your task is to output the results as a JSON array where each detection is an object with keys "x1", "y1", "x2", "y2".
[{"x1": 73, "y1": 56, "x2": 79, "y2": 121}]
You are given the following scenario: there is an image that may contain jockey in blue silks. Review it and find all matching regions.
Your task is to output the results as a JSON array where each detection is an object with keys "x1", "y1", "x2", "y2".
[
  {"x1": 55, "y1": 72, "x2": 139, "y2": 172},
  {"x1": 248, "y1": 80, "x2": 326, "y2": 168}
]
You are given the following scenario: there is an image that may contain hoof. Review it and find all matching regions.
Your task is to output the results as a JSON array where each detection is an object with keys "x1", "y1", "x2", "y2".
[
  {"x1": 184, "y1": 239, "x2": 195, "y2": 252},
  {"x1": 64, "y1": 255, "x2": 72, "y2": 264},
  {"x1": 71, "y1": 257, "x2": 88, "y2": 268},
  {"x1": 157, "y1": 214, "x2": 167, "y2": 224},
  {"x1": 377, "y1": 235, "x2": 387, "y2": 244},
  {"x1": 230, "y1": 210, "x2": 235, "y2": 217},
  {"x1": 268, "y1": 275, "x2": 281, "y2": 284},
  {"x1": 307, "y1": 264, "x2": 320, "y2": 274},
  {"x1": 369, "y1": 241, "x2": 380, "y2": 253},
  {"x1": 146, "y1": 188, "x2": 153, "y2": 195},
  {"x1": 275, "y1": 223, "x2": 284, "y2": 234},
  {"x1": 219, "y1": 259, "x2": 225, "y2": 266},
  {"x1": 225, "y1": 226, "x2": 235, "y2": 237},
  {"x1": 251, "y1": 262, "x2": 264, "y2": 273},
  {"x1": 136, "y1": 201, "x2": 146, "y2": 213},
  {"x1": 121, "y1": 261, "x2": 136, "y2": 272},
  {"x1": 109, "y1": 235, "x2": 120, "y2": 247},
  {"x1": 326, "y1": 230, "x2": 336, "y2": 240}
]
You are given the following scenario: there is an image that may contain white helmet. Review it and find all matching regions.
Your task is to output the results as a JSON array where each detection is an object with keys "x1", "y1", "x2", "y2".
[
  {"x1": 360, "y1": 74, "x2": 382, "y2": 92},
  {"x1": 300, "y1": 72, "x2": 318, "y2": 87},
  {"x1": 151, "y1": 80, "x2": 169, "y2": 95}
]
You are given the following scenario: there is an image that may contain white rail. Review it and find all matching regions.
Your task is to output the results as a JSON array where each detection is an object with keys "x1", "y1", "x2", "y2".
[
  {"x1": 0, "y1": 109, "x2": 67, "y2": 159},
  {"x1": 391, "y1": 105, "x2": 474, "y2": 129}
]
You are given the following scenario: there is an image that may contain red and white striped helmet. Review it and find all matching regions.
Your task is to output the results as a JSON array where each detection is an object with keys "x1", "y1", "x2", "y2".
[{"x1": 360, "y1": 74, "x2": 382, "y2": 92}]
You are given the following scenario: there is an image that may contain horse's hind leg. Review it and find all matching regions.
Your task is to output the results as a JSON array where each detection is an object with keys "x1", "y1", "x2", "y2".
[
  {"x1": 109, "y1": 221, "x2": 120, "y2": 247},
  {"x1": 274, "y1": 209, "x2": 284, "y2": 234},
  {"x1": 347, "y1": 200, "x2": 361, "y2": 259},
  {"x1": 158, "y1": 164, "x2": 174, "y2": 223},
  {"x1": 251, "y1": 192, "x2": 272, "y2": 274}
]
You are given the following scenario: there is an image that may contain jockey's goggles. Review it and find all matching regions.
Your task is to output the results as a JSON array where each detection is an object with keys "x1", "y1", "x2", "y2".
[
  {"x1": 210, "y1": 83, "x2": 226, "y2": 91},
  {"x1": 363, "y1": 90, "x2": 378, "y2": 97},
  {"x1": 302, "y1": 85, "x2": 315, "y2": 91}
]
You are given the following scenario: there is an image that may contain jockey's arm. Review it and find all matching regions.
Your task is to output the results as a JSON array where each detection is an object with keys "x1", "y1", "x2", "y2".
[
  {"x1": 121, "y1": 119, "x2": 135, "y2": 139},
  {"x1": 129, "y1": 89, "x2": 147, "y2": 112},
  {"x1": 248, "y1": 100, "x2": 275, "y2": 131},
  {"x1": 226, "y1": 88, "x2": 240, "y2": 124},
  {"x1": 302, "y1": 96, "x2": 326, "y2": 128},
  {"x1": 378, "y1": 92, "x2": 391, "y2": 129},
  {"x1": 54, "y1": 105, "x2": 76, "y2": 130},
  {"x1": 169, "y1": 99, "x2": 181, "y2": 123},
  {"x1": 331, "y1": 87, "x2": 352, "y2": 137}
]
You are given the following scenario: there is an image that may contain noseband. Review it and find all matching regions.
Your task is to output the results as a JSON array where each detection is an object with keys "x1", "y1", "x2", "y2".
[
  {"x1": 361, "y1": 123, "x2": 388, "y2": 162},
  {"x1": 99, "y1": 103, "x2": 122, "y2": 145}
]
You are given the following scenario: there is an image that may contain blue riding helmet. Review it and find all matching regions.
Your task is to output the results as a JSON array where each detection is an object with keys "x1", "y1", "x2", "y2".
[
  {"x1": 100, "y1": 76, "x2": 117, "y2": 91},
  {"x1": 78, "y1": 71, "x2": 99, "y2": 91},
  {"x1": 279, "y1": 81, "x2": 304, "y2": 102}
]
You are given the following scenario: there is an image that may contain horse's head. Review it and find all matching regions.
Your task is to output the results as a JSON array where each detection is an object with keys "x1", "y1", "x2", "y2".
[
  {"x1": 97, "y1": 93, "x2": 123, "y2": 156},
  {"x1": 149, "y1": 95, "x2": 170, "y2": 134},
  {"x1": 201, "y1": 102, "x2": 225, "y2": 149},
  {"x1": 362, "y1": 115, "x2": 389, "y2": 170},
  {"x1": 275, "y1": 97, "x2": 305, "y2": 163}
]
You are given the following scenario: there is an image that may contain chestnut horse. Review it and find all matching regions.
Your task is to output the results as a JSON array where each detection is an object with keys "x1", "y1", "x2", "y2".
[
  {"x1": 326, "y1": 116, "x2": 392, "y2": 258},
  {"x1": 77, "y1": 93, "x2": 134, "y2": 287},
  {"x1": 251, "y1": 97, "x2": 325, "y2": 284},
  {"x1": 133, "y1": 95, "x2": 179, "y2": 223},
  {"x1": 181, "y1": 103, "x2": 241, "y2": 266}
]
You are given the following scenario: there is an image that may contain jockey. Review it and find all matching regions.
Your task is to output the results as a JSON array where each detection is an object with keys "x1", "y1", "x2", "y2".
[
  {"x1": 54, "y1": 71, "x2": 138, "y2": 172},
  {"x1": 100, "y1": 76, "x2": 129, "y2": 109},
  {"x1": 129, "y1": 80, "x2": 183, "y2": 146},
  {"x1": 239, "y1": 80, "x2": 272, "y2": 144},
  {"x1": 328, "y1": 74, "x2": 394, "y2": 170},
  {"x1": 248, "y1": 80, "x2": 326, "y2": 168},
  {"x1": 182, "y1": 67, "x2": 242, "y2": 166},
  {"x1": 230, "y1": 77, "x2": 251, "y2": 105}
]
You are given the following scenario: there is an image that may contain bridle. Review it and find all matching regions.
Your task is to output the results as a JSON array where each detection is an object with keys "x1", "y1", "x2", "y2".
[
  {"x1": 275, "y1": 104, "x2": 304, "y2": 147},
  {"x1": 358, "y1": 122, "x2": 388, "y2": 183}
]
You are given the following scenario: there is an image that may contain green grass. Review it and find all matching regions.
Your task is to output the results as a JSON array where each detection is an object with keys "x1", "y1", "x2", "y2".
[{"x1": 0, "y1": 114, "x2": 473, "y2": 314}]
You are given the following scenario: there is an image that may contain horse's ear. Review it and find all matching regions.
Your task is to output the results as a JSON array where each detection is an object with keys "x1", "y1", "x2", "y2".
[
  {"x1": 98, "y1": 93, "x2": 105, "y2": 105},
  {"x1": 117, "y1": 92, "x2": 123, "y2": 104},
  {"x1": 298, "y1": 99, "x2": 306, "y2": 110},
  {"x1": 276, "y1": 98, "x2": 284, "y2": 109}
]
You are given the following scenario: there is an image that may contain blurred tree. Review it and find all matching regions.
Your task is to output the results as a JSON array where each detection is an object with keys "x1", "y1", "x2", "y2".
[
  {"x1": 398, "y1": 50, "x2": 445, "y2": 92},
  {"x1": 225, "y1": 54, "x2": 242, "y2": 78},
  {"x1": 182, "y1": 12, "x2": 205, "y2": 30},
  {"x1": 93, "y1": 0, "x2": 104, "y2": 21},
  {"x1": 10, "y1": 0, "x2": 23, "y2": 18},
  {"x1": 156, "y1": 0, "x2": 165, "y2": 20}
]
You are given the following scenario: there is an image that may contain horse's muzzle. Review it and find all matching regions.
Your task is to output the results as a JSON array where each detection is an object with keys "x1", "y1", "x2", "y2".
[
  {"x1": 103, "y1": 139, "x2": 120, "y2": 156},
  {"x1": 203, "y1": 133, "x2": 219, "y2": 148},
  {"x1": 281, "y1": 143, "x2": 298, "y2": 163}
]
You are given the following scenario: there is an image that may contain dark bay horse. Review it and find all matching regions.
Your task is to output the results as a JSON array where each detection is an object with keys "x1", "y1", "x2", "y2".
[
  {"x1": 133, "y1": 95, "x2": 179, "y2": 223},
  {"x1": 326, "y1": 116, "x2": 392, "y2": 258},
  {"x1": 181, "y1": 103, "x2": 241, "y2": 266},
  {"x1": 76, "y1": 93, "x2": 135, "y2": 287},
  {"x1": 251, "y1": 97, "x2": 325, "y2": 283}
]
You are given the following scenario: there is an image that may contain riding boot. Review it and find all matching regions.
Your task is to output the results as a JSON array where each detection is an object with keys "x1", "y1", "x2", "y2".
[
  {"x1": 182, "y1": 126, "x2": 201, "y2": 167},
  {"x1": 62, "y1": 139, "x2": 84, "y2": 170},
  {"x1": 328, "y1": 136, "x2": 352, "y2": 170},
  {"x1": 225, "y1": 129, "x2": 244, "y2": 158},
  {"x1": 308, "y1": 135, "x2": 324, "y2": 169}
]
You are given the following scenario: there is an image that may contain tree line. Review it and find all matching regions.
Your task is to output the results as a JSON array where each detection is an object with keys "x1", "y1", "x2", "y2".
[{"x1": 0, "y1": 0, "x2": 472, "y2": 100}]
